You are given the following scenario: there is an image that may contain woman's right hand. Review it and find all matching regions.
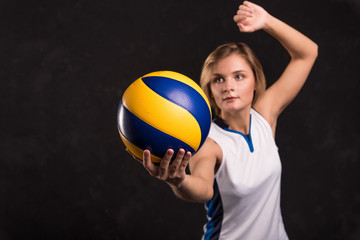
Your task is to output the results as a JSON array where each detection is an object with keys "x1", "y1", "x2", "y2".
[
  {"x1": 127, "y1": 148, "x2": 191, "y2": 188},
  {"x1": 143, "y1": 149, "x2": 191, "y2": 187},
  {"x1": 127, "y1": 140, "x2": 218, "y2": 202}
]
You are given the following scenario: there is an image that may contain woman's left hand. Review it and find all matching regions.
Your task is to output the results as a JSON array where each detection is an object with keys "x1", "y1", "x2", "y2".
[{"x1": 233, "y1": 1, "x2": 269, "y2": 33}]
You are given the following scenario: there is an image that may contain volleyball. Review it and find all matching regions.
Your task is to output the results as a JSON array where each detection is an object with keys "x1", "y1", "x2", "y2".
[{"x1": 117, "y1": 71, "x2": 212, "y2": 163}]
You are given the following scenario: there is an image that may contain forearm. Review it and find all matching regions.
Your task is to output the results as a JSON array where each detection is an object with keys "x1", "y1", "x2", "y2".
[
  {"x1": 167, "y1": 174, "x2": 213, "y2": 203},
  {"x1": 263, "y1": 14, "x2": 318, "y2": 60}
]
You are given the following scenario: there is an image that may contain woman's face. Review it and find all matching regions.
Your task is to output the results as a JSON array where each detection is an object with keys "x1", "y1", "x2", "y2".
[{"x1": 210, "y1": 53, "x2": 256, "y2": 115}]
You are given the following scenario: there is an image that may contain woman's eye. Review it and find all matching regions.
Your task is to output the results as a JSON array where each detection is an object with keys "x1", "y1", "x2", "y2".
[
  {"x1": 214, "y1": 77, "x2": 224, "y2": 83},
  {"x1": 236, "y1": 75, "x2": 244, "y2": 80}
]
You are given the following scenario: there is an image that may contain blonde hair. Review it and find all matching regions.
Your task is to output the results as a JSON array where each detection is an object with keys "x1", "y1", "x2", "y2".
[{"x1": 200, "y1": 42, "x2": 266, "y2": 117}]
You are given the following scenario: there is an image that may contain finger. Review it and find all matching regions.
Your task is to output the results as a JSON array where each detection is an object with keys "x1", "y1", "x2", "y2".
[
  {"x1": 243, "y1": 1, "x2": 252, "y2": 8},
  {"x1": 237, "y1": 23, "x2": 254, "y2": 33},
  {"x1": 239, "y1": 4, "x2": 252, "y2": 14},
  {"x1": 237, "y1": 22, "x2": 248, "y2": 32},
  {"x1": 178, "y1": 151, "x2": 191, "y2": 173},
  {"x1": 143, "y1": 150, "x2": 158, "y2": 176},
  {"x1": 237, "y1": 9, "x2": 252, "y2": 18},
  {"x1": 233, "y1": 14, "x2": 247, "y2": 23},
  {"x1": 158, "y1": 149, "x2": 173, "y2": 180},
  {"x1": 243, "y1": 1, "x2": 256, "y2": 13},
  {"x1": 168, "y1": 149, "x2": 185, "y2": 178}
]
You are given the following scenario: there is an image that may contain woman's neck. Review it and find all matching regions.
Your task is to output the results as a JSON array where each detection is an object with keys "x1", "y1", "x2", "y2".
[{"x1": 220, "y1": 107, "x2": 251, "y2": 135}]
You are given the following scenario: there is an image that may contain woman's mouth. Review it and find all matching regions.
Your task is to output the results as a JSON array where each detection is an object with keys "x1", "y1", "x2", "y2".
[{"x1": 224, "y1": 96, "x2": 238, "y2": 102}]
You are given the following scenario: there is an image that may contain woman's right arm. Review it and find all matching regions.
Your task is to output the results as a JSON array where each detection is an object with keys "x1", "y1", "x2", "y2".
[{"x1": 141, "y1": 138, "x2": 220, "y2": 203}]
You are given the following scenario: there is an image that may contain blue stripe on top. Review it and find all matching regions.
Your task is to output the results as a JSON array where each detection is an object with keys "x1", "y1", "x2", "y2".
[
  {"x1": 214, "y1": 115, "x2": 254, "y2": 153},
  {"x1": 117, "y1": 102, "x2": 195, "y2": 157},
  {"x1": 141, "y1": 76, "x2": 211, "y2": 151},
  {"x1": 204, "y1": 179, "x2": 223, "y2": 240}
]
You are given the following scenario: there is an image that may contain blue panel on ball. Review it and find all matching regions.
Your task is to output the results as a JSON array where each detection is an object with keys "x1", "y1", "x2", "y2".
[
  {"x1": 117, "y1": 102, "x2": 195, "y2": 157},
  {"x1": 142, "y1": 76, "x2": 211, "y2": 149}
]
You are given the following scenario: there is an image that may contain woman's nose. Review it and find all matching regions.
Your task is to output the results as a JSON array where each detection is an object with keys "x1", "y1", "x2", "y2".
[{"x1": 223, "y1": 78, "x2": 235, "y2": 92}]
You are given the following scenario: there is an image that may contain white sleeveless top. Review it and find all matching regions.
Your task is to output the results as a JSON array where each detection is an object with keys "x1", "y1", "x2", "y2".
[{"x1": 202, "y1": 108, "x2": 288, "y2": 240}]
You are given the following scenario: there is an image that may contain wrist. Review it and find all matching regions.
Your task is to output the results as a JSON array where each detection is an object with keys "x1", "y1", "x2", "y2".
[
  {"x1": 166, "y1": 174, "x2": 187, "y2": 189},
  {"x1": 263, "y1": 13, "x2": 276, "y2": 32}
]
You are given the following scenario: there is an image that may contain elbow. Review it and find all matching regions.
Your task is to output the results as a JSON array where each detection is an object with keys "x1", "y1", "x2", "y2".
[
  {"x1": 311, "y1": 42, "x2": 319, "y2": 60},
  {"x1": 192, "y1": 188, "x2": 214, "y2": 204},
  {"x1": 305, "y1": 42, "x2": 319, "y2": 61},
  {"x1": 202, "y1": 183, "x2": 214, "y2": 203},
  {"x1": 201, "y1": 191, "x2": 214, "y2": 203},
  {"x1": 292, "y1": 41, "x2": 318, "y2": 62},
  {"x1": 307, "y1": 41, "x2": 318, "y2": 61}
]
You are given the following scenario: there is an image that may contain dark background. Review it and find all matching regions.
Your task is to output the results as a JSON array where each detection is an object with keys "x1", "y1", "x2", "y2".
[{"x1": 0, "y1": 0, "x2": 359, "y2": 239}]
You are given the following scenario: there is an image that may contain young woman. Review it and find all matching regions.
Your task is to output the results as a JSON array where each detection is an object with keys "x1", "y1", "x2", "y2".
[{"x1": 130, "y1": 1, "x2": 318, "y2": 239}]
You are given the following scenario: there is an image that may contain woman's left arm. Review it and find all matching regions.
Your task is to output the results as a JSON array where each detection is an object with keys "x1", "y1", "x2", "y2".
[{"x1": 234, "y1": 1, "x2": 318, "y2": 129}]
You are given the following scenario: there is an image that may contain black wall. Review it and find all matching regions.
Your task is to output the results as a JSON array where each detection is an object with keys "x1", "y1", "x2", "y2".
[{"x1": 1, "y1": 0, "x2": 359, "y2": 239}]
